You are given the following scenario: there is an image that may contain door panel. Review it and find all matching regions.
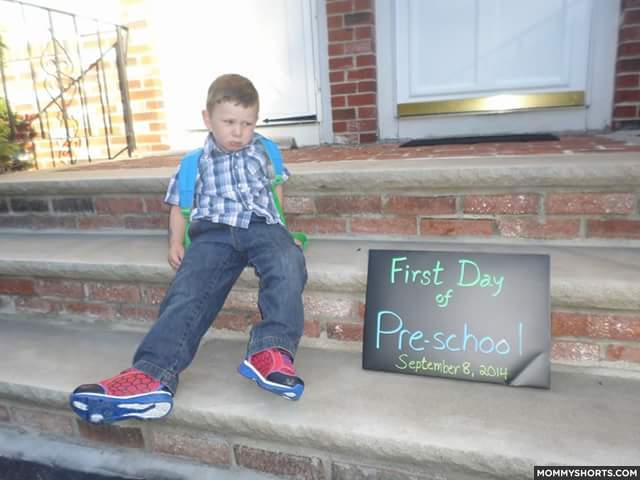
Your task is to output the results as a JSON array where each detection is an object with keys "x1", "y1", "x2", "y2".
[
  {"x1": 405, "y1": 1, "x2": 478, "y2": 96},
  {"x1": 486, "y1": 1, "x2": 571, "y2": 89},
  {"x1": 396, "y1": 0, "x2": 591, "y2": 104}
]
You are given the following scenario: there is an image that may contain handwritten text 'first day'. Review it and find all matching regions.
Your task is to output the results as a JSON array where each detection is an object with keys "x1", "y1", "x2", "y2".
[{"x1": 389, "y1": 256, "x2": 505, "y2": 307}]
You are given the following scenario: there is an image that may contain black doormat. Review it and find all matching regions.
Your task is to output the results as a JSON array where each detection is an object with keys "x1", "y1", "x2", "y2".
[{"x1": 399, "y1": 133, "x2": 559, "y2": 148}]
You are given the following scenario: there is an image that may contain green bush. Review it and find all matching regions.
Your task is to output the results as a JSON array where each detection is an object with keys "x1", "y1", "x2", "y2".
[
  {"x1": 1, "y1": 34, "x2": 19, "y2": 172},
  {"x1": 0, "y1": 97, "x2": 20, "y2": 172},
  {"x1": 0, "y1": 36, "x2": 34, "y2": 173}
]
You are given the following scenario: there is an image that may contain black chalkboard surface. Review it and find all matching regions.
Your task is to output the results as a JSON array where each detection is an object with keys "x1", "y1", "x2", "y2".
[{"x1": 362, "y1": 250, "x2": 550, "y2": 388}]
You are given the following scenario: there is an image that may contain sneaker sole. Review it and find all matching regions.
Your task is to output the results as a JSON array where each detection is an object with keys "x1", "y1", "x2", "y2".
[
  {"x1": 69, "y1": 391, "x2": 173, "y2": 425},
  {"x1": 237, "y1": 360, "x2": 304, "y2": 401}
]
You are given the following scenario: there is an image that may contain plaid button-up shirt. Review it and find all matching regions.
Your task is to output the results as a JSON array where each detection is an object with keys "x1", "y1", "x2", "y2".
[{"x1": 164, "y1": 133, "x2": 289, "y2": 228}]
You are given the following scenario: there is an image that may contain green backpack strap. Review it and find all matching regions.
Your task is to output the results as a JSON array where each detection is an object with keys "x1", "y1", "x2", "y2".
[
  {"x1": 181, "y1": 207, "x2": 192, "y2": 249},
  {"x1": 258, "y1": 136, "x2": 308, "y2": 250},
  {"x1": 289, "y1": 231, "x2": 308, "y2": 248}
]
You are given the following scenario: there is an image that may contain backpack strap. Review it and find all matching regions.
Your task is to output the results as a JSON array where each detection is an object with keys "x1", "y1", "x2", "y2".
[
  {"x1": 258, "y1": 137, "x2": 308, "y2": 250},
  {"x1": 258, "y1": 137, "x2": 284, "y2": 184},
  {"x1": 178, "y1": 148, "x2": 203, "y2": 208},
  {"x1": 177, "y1": 148, "x2": 203, "y2": 248}
]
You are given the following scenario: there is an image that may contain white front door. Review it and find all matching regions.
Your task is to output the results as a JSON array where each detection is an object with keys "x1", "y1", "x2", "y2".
[
  {"x1": 377, "y1": 0, "x2": 620, "y2": 140},
  {"x1": 150, "y1": 0, "x2": 321, "y2": 148}
]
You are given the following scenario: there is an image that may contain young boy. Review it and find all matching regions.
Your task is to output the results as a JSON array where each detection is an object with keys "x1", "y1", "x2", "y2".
[{"x1": 70, "y1": 74, "x2": 307, "y2": 424}]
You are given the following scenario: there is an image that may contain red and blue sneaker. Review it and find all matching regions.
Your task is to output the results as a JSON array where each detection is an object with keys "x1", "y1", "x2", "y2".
[
  {"x1": 69, "y1": 368, "x2": 173, "y2": 424},
  {"x1": 238, "y1": 348, "x2": 304, "y2": 400}
]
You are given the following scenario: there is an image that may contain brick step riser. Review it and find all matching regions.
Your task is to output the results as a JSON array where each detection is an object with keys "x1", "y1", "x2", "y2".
[
  {"x1": 1, "y1": 188, "x2": 639, "y2": 242},
  {"x1": 0, "y1": 276, "x2": 364, "y2": 346},
  {"x1": 1, "y1": 276, "x2": 638, "y2": 368},
  {"x1": 0, "y1": 412, "x2": 485, "y2": 480}
]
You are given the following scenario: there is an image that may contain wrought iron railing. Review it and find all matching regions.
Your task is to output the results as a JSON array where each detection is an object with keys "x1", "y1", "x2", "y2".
[{"x1": 0, "y1": 0, "x2": 135, "y2": 168}]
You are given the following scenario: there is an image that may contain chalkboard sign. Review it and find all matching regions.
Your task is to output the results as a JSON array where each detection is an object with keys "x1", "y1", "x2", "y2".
[{"x1": 362, "y1": 250, "x2": 550, "y2": 388}]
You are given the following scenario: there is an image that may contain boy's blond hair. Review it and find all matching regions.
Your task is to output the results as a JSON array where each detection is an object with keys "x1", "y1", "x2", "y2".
[{"x1": 206, "y1": 74, "x2": 259, "y2": 114}]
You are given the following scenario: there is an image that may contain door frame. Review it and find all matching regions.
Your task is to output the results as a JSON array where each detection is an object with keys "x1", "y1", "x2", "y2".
[{"x1": 375, "y1": 0, "x2": 621, "y2": 141}]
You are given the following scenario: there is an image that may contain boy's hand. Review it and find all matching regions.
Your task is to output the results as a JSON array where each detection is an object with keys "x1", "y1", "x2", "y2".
[
  {"x1": 168, "y1": 242, "x2": 184, "y2": 270},
  {"x1": 167, "y1": 205, "x2": 186, "y2": 270}
]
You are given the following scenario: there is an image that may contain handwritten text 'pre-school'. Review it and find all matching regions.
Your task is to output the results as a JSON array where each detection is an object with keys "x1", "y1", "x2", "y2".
[{"x1": 375, "y1": 310, "x2": 524, "y2": 356}]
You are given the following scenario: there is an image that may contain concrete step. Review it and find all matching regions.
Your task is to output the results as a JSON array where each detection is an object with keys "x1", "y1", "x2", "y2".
[
  {"x1": 1, "y1": 152, "x2": 639, "y2": 244},
  {"x1": 0, "y1": 317, "x2": 638, "y2": 479},
  {"x1": 0, "y1": 231, "x2": 639, "y2": 371}
]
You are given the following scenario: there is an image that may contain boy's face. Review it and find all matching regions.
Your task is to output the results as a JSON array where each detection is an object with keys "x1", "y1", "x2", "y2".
[{"x1": 202, "y1": 101, "x2": 258, "y2": 152}]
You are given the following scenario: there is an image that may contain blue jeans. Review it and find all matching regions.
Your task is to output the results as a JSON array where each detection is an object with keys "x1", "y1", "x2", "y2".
[{"x1": 132, "y1": 215, "x2": 307, "y2": 393}]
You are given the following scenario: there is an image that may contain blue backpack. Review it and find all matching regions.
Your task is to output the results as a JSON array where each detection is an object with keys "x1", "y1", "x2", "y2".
[{"x1": 177, "y1": 136, "x2": 308, "y2": 249}]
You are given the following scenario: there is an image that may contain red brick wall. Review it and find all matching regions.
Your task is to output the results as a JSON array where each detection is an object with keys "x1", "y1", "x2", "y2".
[
  {"x1": 613, "y1": 0, "x2": 640, "y2": 129},
  {"x1": 117, "y1": 0, "x2": 171, "y2": 155},
  {"x1": 286, "y1": 191, "x2": 640, "y2": 240},
  {"x1": 326, "y1": 0, "x2": 378, "y2": 144},
  {"x1": 552, "y1": 311, "x2": 640, "y2": 364},
  {"x1": 2, "y1": 189, "x2": 640, "y2": 240},
  {"x1": 0, "y1": 277, "x2": 364, "y2": 344}
]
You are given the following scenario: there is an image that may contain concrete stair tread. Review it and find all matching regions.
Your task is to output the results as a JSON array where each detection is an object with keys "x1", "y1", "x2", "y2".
[
  {"x1": 0, "y1": 231, "x2": 639, "y2": 309},
  {"x1": 0, "y1": 317, "x2": 638, "y2": 476},
  {"x1": 1, "y1": 152, "x2": 639, "y2": 194}
]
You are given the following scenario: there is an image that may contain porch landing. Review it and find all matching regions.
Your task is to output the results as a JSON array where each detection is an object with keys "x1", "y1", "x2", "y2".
[{"x1": 54, "y1": 132, "x2": 640, "y2": 171}]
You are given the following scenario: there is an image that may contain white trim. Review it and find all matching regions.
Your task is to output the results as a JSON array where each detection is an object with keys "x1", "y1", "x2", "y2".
[
  {"x1": 301, "y1": 0, "x2": 321, "y2": 123},
  {"x1": 585, "y1": 0, "x2": 620, "y2": 130},
  {"x1": 376, "y1": 0, "x2": 399, "y2": 140},
  {"x1": 122, "y1": 402, "x2": 172, "y2": 418},
  {"x1": 256, "y1": 123, "x2": 321, "y2": 146},
  {"x1": 316, "y1": 0, "x2": 334, "y2": 144},
  {"x1": 395, "y1": 108, "x2": 590, "y2": 140},
  {"x1": 72, "y1": 401, "x2": 88, "y2": 411}
]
